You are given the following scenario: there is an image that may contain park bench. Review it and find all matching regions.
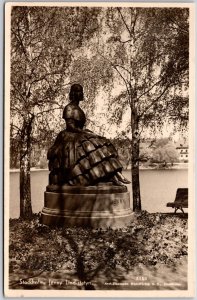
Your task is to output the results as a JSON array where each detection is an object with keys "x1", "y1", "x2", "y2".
[{"x1": 166, "y1": 188, "x2": 188, "y2": 213}]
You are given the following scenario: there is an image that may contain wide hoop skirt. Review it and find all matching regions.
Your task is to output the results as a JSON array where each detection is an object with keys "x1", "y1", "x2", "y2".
[{"x1": 47, "y1": 130, "x2": 123, "y2": 186}]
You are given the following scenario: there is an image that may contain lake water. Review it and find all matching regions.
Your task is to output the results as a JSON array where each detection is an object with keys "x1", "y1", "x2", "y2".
[{"x1": 9, "y1": 169, "x2": 188, "y2": 219}]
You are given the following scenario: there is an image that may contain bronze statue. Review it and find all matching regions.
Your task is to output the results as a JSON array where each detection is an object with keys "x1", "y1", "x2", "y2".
[{"x1": 47, "y1": 84, "x2": 130, "y2": 186}]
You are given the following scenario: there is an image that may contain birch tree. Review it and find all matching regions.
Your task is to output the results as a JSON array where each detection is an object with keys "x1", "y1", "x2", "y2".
[
  {"x1": 93, "y1": 7, "x2": 189, "y2": 210},
  {"x1": 10, "y1": 6, "x2": 99, "y2": 218}
]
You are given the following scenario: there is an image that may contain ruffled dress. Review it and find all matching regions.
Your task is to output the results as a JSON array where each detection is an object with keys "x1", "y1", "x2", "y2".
[{"x1": 47, "y1": 103, "x2": 123, "y2": 186}]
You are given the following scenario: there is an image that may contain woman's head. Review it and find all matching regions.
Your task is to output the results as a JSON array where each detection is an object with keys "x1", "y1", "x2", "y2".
[{"x1": 69, "y1": 84, "x2": 84, "y2": 102}]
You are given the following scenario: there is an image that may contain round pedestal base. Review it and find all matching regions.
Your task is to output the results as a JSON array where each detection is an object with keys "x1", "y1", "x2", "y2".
[{"x1": 41, "y1": 183, "x2": 134, "y2": 228}]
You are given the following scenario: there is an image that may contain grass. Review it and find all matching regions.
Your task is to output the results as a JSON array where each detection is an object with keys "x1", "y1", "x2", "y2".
[{"x1": 9, "y1": 211, "x2": 188, "y2": 290}]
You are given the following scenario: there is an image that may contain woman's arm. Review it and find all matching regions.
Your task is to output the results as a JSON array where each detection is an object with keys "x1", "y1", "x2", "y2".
[
  {"x1": 66, "y1": 119, "x2": 102, "y2": 138},
  {"x1": 47, "y1": 131, "x2": 63, "y2": 159},
  {"x1": 66, "y1": 119, "x2": 83, "y2": 133}
]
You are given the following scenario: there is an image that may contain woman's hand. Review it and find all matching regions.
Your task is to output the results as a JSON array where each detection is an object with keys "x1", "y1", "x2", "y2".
[{"x1": 85, "y1": 129, "x2": 103, "y2": 138}]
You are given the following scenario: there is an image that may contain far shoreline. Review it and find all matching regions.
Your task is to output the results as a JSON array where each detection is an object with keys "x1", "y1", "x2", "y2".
[{"x1": 10, "y1": 164, "x2": 188, "y2": 173}]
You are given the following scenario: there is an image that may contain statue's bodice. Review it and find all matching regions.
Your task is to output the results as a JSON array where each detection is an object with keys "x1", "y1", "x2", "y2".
[{"x1": 63, "y1": 103, "x2": 86, "y2": 129}]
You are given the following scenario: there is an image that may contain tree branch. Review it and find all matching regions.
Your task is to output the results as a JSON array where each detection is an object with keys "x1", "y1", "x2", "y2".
[
  {"x1": 36, "y1": 106, "x2": 62, "y2": 117},
  {"x1": 168, "y1": 16, "x2": 188, "y2": 34},
  {"x1": 10, "y1": 123, "x2": 22, "y2": 134},
  {"x1": 97, "y1": 50, "x2": 131, "y2": 98},
  {"x1": 139, "y1": 84, "x2": 172, "y2": 119},
  {"x1": 137, "y1": 78, "x2": 164, "y2": 102},
  {"x1": 117, "y1": 7, "x2": 132, "y2": 36},
  {"x1": 29, "y1": 71, "x2": 64, "y2": 87},
  {"x1": 114, "y1": 64, "x2": 131, "y2": 74},
  {"x1": 11, "y1": 29, "x2": 30, "y2": 63},
  {"x1": 11, "y1": 82, "x2": 26, "y2": 103}
]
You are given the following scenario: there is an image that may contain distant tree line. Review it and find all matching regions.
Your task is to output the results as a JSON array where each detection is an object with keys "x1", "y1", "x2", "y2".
[{"x1": 10, "y1": 136, "x2": 181, "y2": 170}]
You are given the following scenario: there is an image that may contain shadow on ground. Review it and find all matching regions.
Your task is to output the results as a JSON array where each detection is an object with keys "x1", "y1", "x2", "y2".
[{"x1": 9, "y1": 211, "x2": 188, "y2": 290}]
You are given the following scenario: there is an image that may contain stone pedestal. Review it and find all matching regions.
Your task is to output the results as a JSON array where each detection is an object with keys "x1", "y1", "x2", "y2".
[{"x1": 41, "y1": 183, "x2": 134, "y2": 228}]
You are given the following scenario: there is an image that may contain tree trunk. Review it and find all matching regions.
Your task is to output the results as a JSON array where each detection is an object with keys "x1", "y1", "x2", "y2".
[
  {"x1": 131, "y1": 135, "x2": 141, "y2": 211},
  {"x1": 131, "y1": 101, "x2": 141, "y2": 211},
  {"x1": 19, "y1": 117, "x2": 33, "y2": 219}
]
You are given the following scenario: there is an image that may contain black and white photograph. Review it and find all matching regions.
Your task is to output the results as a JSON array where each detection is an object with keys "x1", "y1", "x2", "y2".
[{"x1": 4, "y1": 2, "x2": 195, "y2": 297}]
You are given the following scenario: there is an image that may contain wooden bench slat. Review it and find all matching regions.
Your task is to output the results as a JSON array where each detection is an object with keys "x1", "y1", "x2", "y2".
[
  {"x1": 167, "y1": 202, "x2": 188, "y2": 208},
  {"x1": 166, "y1": 188, "x2": 188, "y2": 213}
]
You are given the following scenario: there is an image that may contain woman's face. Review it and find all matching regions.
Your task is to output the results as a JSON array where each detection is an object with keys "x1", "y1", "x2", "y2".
[
  {"x1": 72, "y1": 85, "x2": 83, "y2": 101},
  {"x1": 74, "y1": 91, "x2": 83, "y2": 101}
]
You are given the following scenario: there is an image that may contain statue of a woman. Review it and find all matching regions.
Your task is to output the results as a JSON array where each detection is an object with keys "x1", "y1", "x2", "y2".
[{"x1": 47, "y1": 84, "x2": 130, "y2": 186}]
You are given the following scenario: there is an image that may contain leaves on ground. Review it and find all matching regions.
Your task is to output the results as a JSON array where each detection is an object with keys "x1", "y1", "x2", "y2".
[{"x1": 9, "y1": 211, "x2": 188, "y2": 290}]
